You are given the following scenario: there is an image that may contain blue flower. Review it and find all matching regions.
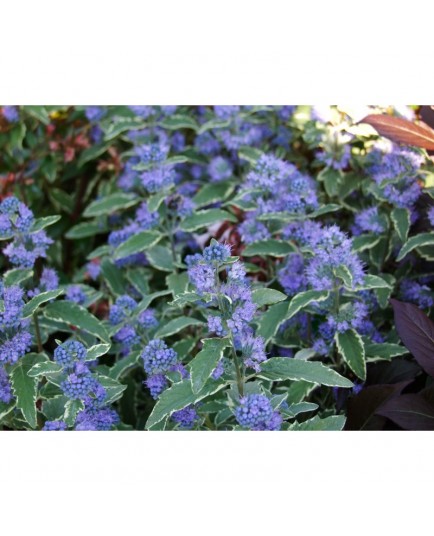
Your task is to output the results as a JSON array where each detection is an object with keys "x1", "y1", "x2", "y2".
[
  {"x1": 208, "y1": 156, "x2": 233, "y2": 182},
  {"x1": 43, "y1": 421, "x2": 67, "y2": 431},
  {"x1": 235, "y1": 394, "x2": 282, "y2": 431},
  {"x1": 2, "y1": 106, "x2": 19, "y2": 123},
  {"x1": 203, "y1": 242, "x2": 231, "y2": 263},
  {"x1": 141, "y1": 339, "x2": 178, "y2": 375},
  {"x1": 0, "y1": 367, "x2": 13, "y2": 404},
  {"x1": 75, "y1": 406, "x2": 119, "y2": 431},
  {"x1": 66, "y1": 285, "x2": 87, "y2": 305},
  {"x1": 54, "y1": 340, "x2": 87, "y2": 368},
  {"x1": 171, "y1": 405, "x2": 199, "y2": 429},
  {"x1": 145, "y1": 373, "x2": 168, "y2": 399}
]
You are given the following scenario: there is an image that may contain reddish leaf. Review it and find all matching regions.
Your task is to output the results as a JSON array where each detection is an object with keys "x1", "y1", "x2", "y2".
[
  {"x1": 390, "y1": 299, "x2": 434, "y2": 378},
  {"x1": 359, "y1": 114, "x2": 434, "y2": 150},
  {"x1": 376, "y1": 394, "x2": 434, "y2": 430},
  {"x1": 345, "y1": 381, "x2": 410, "y2": 430}
]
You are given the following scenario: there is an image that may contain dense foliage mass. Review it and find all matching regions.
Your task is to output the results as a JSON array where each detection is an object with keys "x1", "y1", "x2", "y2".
[{"x1": 1, "y1": 104, "x2": 434, "y2": 431}]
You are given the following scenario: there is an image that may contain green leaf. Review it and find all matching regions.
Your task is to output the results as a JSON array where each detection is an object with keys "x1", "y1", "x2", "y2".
[
  {"x1": 146, "y1": 245, "x2": 174, "y2": 272},
  {"x1": 31, "y1": 215, "x2": 61, "y2": 232},
  {"x1": 10, "y1": 353, "x2": 46, "y2": 428},
  {"x1": 285, "y1": 290, "x2": 330, "y2": 322},
  {"x1": 146, "y1": 379, "x2": 225, "y2": 429},
  {"x1": 113, "y1": 231, "x2": 162, "y2": 260},
  {"x1": 364, "y1": 342, "x2": 408, "y2": 360},
  {"x1": 166, "y1": 272, "x2": 189, "y2": 296},
  {"x1": 334, "y1": 265, "x2": 353, "y2": 289},
  {"x1": 238, "y1": 146, "x2": 263, "y2": 164},
  {"x1": 180, "y1": 209, "x2": 237, "y2": 232},
  {"x1": 22, "y1": 289, "x2": 64, "y2": 318},
  {"x1": 308, "y1": 204, "x2": 341, "y2": 218},
  {"x1": 391, "y1": 207, "x2": 410, "y2": 242},
  {"x1": 108, "y1": 352, "x2": 141, "y2": 380},
  {"x1": 356, "y1": 274, "x2": 392, "y2": 290},
  {"x1": 3, "y1": 268, "x2": 33, "y2": 286},
  {"x1": 87, "y1": 244, "x2": 111, "y2": 260},
  {"x1": 287, "y1": 380, "x2": 316, "y2": 404},
  {"x1": 104, "y1": 117, "x2": 146, "y2": 140},
  {"x1": 66, "y1": 221, "x2": 108, "y2": 239},
  {"x1": 97, "y1": 375, "x2": 128, "y2": 403},
  {"x1": 256, "y1": 301, "x2": 290, "y2": 342},
  {"x1": 64, "y1": 399, "x2": 84, "y2": 427},
  {"x1": 281, "y1": 402, "x2": 319, "y2": 419},
  {"x1": 147, "y1": 191, "x2": 167, "y2": 212},
  {"x1": 192, "y1": 181, "x2": 235, "y2": 208},
  {"x1": 9, "y1": 122, "x2": 26, "y2": 150},
  {"x1": 28, "y1": 361, "x2": 63, "y2": 377},
  {"x1": 251, "y1": 288, "x2": 287, "y2": 306},
  {"x1": 44, "y1": 301, "x2": 110, "y2": 343},
  {"x1": 155, "y1": 316, "x2": 204, "y2": 338},
  {"x1": 173, "y1": 337, "x2": 197, "y2": 359},
  {"x1": 49, "y1": 188, "x2": 74, "y2": 214},
  {"x1": 335, "y1": 329, "x2": 366, "y2": 380},
  {"x1": 318, "y1": 167, "x2": 342, "y2": 197},
  {"x1": 25, "y1": 106, "x2": 50, "y2": 124},
  {"x1": 169, "y1": 292, "x2": 202, "y2": 307},
  {"x1": 100, "y1": 258, "x2": 127, "y2": 295},
  {"x1": 78, "y1": 143, "x2": 110, "y2": 167},
  {"x1": 242, "y1": 239, "x2": 296, "y2": 257},
  {"x1": 87, "y1": 343, "x2": 111, "y2": 360},
  {"x1": 352, "y1": 234, "x2": 381, "y2": 252},
  {"x1": 42, "y1": 396, "x2": 69, "y2": 421},
  {"x1": 84, "y1": 192, "x2": 139, "y2": 217},
  {"x1": 289, "y1": 415, "x2": 346, "y2": 431},
  {"x1": 197, "y1": 118, "x2": 232, "y2": 134},
  {"x1": 158, "y1": 114, "x2": 198, "y2": 131},
  {"x1": 190, "y1": 338, "x2": 230, "y2": 394},
  {"x1": 137, "y1": 290, "x2": 172, "y2": 312},
  {"x1": 259, "y1": 357, "x2": 353, "y2": 387},
  {"x1": 374, "y1": 273, "x2": 395, "y2": 309},
  {"x1": 396, "y1": 233, "x2": 434, "y2": 261}
]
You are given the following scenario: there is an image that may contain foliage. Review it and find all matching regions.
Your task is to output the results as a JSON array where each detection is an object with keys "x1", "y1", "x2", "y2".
[{"x1": 1, "y1": 104, "x2": 434, "y2": 431}]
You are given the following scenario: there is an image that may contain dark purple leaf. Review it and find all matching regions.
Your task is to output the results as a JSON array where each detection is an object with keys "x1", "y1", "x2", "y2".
[
  {"x1": 367, "y1": 358, "x2": 420, "y2": 385},
  {"x1": 390, "y1": 299, "x2": 434, "y2": 378},
  {"x1": 345, "y1": 381, "x2": 410, "y2": 431},
  {"x1": 376, "y1": 394, "x2": 434, "y2": 430},
  {"x1": 360, "y1": 114, "x2": 434, "y2": 150}
]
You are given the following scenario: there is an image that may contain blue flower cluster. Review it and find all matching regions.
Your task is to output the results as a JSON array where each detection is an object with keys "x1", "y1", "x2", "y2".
[
  {"x1": 42, "y1": 420, "x2": 67, "y2": 431},
  {"x1": 234, "y1": 394, "x2": 282, "y2": 431},
  {"x1": 51, "y1": 340, "x2": 119, "y2": 431},
  {"x1": 400, "y1": 279, "x2": 434, "y2": 309},
  {"x1": 303, "y1": 224, "x2": 365, "y2": 291},
  {"x1": 109, "y1": 295, "x2": 158, "y2": 355},
  {"x1": 187, "y1": 243, "x2": 266, "y2": 372},
  {"x1": 171, "y1": 405, "x2": 200, "y2": 429},
  {"x1": 1, "y1": 106, "x2": 19, "y2": 123},
  {"x1": 141, "y1": 339, "x2": 188, "y2": 400},
  {"x1": 0, "y1": 366, "x2": 13, "y2": 404},
  {"x1": 352, "y1": 207, "x2": 387, "y2": 235},
  {"x1": 136, "y1": 142, "x2": 176, "y2": 193},
  {"x1": 28, "y1": 267, "x2": 59, "y2": 298},
  {"x1": 0, "y1": 196, "x2": 53, "y2": 268},
  {"x1": 0, "y1": 282, "x2": 32, "y2": 367},
  {"x1": 66, "y1": 285, "x2": 87, "y2": 305},
  {"x1": 366, "y1": 140, "x2": 424, "y2": 209},
  {"x1": 239, "y1": 154, "x2": 318, "y2": 244}
]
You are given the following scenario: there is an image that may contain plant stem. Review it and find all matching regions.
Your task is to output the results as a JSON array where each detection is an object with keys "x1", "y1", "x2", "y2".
[
  {"x1": 214, "y1": 262, "x2": 244, "y2": 398},
  {"x1": 230, "y1": 337, "x2": 244, "y2": 398}
]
